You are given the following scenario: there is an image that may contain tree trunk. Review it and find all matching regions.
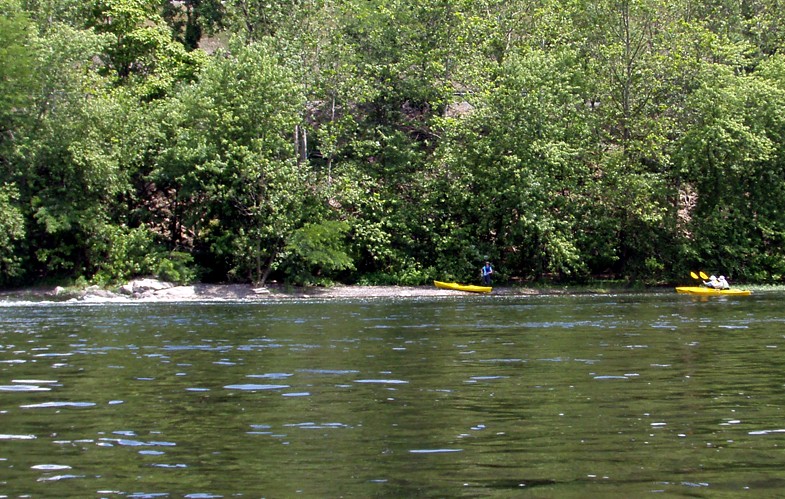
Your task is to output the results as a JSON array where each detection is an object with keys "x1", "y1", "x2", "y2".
[
  {"x1": 259, "y1": 250, "x2": 277, "y2": 286},
  {"x1": 254, "y1": 237, "x2": 262, "y2": 285}
]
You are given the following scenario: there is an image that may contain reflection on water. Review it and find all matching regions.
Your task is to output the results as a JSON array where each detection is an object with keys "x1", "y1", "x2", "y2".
[{"x1": 2, "y1": 293, "x2": 785, "y2": 496}]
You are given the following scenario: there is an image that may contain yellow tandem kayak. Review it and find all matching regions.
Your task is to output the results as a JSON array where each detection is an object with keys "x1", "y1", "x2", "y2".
[
  {"x1": 675, "y1": 286, "x2": 751, "y2": 296},
  {"x1": 434, "y1": 281, "x2": 492, "y2": 294}
]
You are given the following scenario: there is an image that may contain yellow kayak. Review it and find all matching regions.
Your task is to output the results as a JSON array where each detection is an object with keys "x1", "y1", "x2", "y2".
[
  {"x1": 434, "y1": 281, "x2": 492, "y2": 294},
  {"x1": 675, "y1": 286, "x2": 751, "y2": 296}
]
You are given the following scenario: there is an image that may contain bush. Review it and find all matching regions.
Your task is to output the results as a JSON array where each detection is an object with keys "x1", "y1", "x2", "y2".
[
  {"x1": 284, "y1": 220, "x2": 354, "y2": 285},
  {"x1": 92, "y1": 226, "x2": 197, "y2": 285},
  {"x1": 155, "y1": 251, "x2": 198, "y2": 285},
  {"x1": 356, "y1": 259, "x2": 435, "y2": 286}
]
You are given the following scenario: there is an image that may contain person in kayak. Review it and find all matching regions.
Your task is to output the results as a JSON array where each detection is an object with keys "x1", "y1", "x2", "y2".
[
  {"x1": 704, "y1": 275, "x2": 720, "y2": 288},
  {"x1": 481, "y1": 261, "x2": 494, "y2": 285},
  {"x1": 704, "y1": 275, "x2": 731, "y2": 289}
]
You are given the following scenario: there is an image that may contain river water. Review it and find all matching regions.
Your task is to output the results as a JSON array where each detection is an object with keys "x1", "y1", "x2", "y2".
[{"x1": 1, "y1": 291, "x2": 784, "y2": 497}]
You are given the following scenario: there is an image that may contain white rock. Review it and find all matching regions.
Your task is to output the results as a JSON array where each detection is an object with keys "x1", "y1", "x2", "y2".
[{"x1": 130, "y1": 278, "x2": 174, "y2": 294}]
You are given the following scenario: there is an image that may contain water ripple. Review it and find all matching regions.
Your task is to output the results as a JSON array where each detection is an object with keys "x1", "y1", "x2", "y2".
[
  {"x1": 0, "y1": 384, "x2": 51, "y2": 392},
  {"x1": 99, "y1": 438, "x2": 177, "y2": 447},
  {"x1": 748, "y1": 428, "x2": 785, "y2": 436},
  {"x1": 21, "y1": 402, "x2": 96, "y2": 408},
  {"x1": 247, "y1": 373, "x2": 293, "y2": 379},
  {"x1": 298, "y1": 369, "x2": 360, "y2": 375},
  {"x1": 224, "y1": 384, "x2": 289, "y2": 391},
  {"x1": 32, "y1": 464, "x2": 72, "y2": 470},
  {"x1": 353, "y1": 379, "x2": 408, "y2": 384},
  {"x1": 409, "y1": 448, "x2": 463, "y2": 454},
  {"x1": 478, "y1": 358, "x2": 525, "y2": 363},
  {"x1": 284, "y1": 422, "x2": 352, "y2": 429},
  {"x1": 36, "y1": 474, "x2": 84, "y2": 482}
]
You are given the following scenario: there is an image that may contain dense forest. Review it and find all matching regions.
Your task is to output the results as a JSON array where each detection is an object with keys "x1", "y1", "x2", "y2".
[{"x1": 2, "y1": 0, "x2": 785, "y2": 287}]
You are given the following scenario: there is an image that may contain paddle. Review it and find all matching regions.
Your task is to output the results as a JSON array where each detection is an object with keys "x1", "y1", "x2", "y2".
[{"x1": 691, "y1": 271, "x2": 711, "y2": 286}]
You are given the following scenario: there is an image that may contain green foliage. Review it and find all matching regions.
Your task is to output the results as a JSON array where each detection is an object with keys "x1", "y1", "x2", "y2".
[
  {"x1": 154, "y1": 251, "x2": 198, "y2": 285},
  {"x1": 283, "y1": 220, "x2": 354, "y2": 285},
  {"x1": 0, "y1": 0, "x2": 36, "y2": 132},
  {"x1": 19, "y1": 72, "x2": 129, "y2": 278},
  {"x1": 85, "y1": 0, "x2": 206, "y2": 99},
  {"x1": 20, "y1": 0, "x2": 88, "y2": 30},
  {"x1": 429, "y1": 47, "x2": 595, "y2": 280},
  {"x1": 154, "y1": 40, "x2": 310, "y2": 284},
  {"x1": 92, "y1": 225, "x2": 197, "y2": 285},
  {"x1": 92, "y1": 225, "x2": 157, "y2": 284},
  {"x1": 356, "y1": 259, "x2": 436, "y2": 286},
  {"x1": 220, "y1": 0, "x2": 315, "y2": 42},
  {"x1": 675, "y1": 58, "x2": 785, "y2": 280},
  {"x1": 0, "y1": 184, "x2": 25, "y2": 283},
  {"x1": 7, "y1": 0, "x2": 785, "y2": 290}
]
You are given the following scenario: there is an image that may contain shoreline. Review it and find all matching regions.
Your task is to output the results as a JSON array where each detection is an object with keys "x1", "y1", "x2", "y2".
[
  {"x1": 2, "y1": 277, "x2": 721, "y2": 303},
  {"x1": 0, "y1": 280, "x2": 554, "y2": 303}
]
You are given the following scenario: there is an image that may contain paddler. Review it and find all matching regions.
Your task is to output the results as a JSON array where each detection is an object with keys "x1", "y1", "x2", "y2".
[
  {"x1": 481, "y1": 261, "x2": 494, "y2": 285},
  {"x1": 704, "y1": 275, "x2": 720, "y2": 288}
]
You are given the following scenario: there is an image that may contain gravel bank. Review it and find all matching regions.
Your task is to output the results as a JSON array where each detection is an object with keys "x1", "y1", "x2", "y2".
[{"x1": 1, "y1": 279, "x2": 542, "y2": 303}]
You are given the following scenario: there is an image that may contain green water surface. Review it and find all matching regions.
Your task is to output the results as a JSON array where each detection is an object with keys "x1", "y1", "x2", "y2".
[{"x1": 1, "y1": 292, "x2": 784, "y2": 497}]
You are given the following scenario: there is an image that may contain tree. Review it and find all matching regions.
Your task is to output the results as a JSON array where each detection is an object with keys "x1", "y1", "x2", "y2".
[
  {"x1": 283, "y1": 220, "x2": 354, "y2": 284},
  {"x1": 429, "y1": 47, "x2": 595, "y2": 280},
  {"x1": 85, "y1": 0, "x2": 206, "y2": 99},
  {"x1": 676, "y1": 58, "x2": 785, "y2": 280},
  {"x1": 0, "y1": 184, "x2": 25, "y2": 284},
  {"x1": 9, "y1": 20, "x2": 138, "y2": 280},
  {"x1": 572, "y1": 0, "x2": 714, "y2": 278},
  {"x1": 19, "y1": 0, "x2": 86, "y2": 29},
  {"x1": 0, "y1": 0, "x2": 36, "y2": 140},
  {"x1": 155, "y1": 41, "x2": 311, "y2": 284}
]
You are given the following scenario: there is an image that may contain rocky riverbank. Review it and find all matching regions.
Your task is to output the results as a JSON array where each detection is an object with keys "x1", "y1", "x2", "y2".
[{"x1": 0, "y1": 278, "x2": 544, "y2": 303}]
